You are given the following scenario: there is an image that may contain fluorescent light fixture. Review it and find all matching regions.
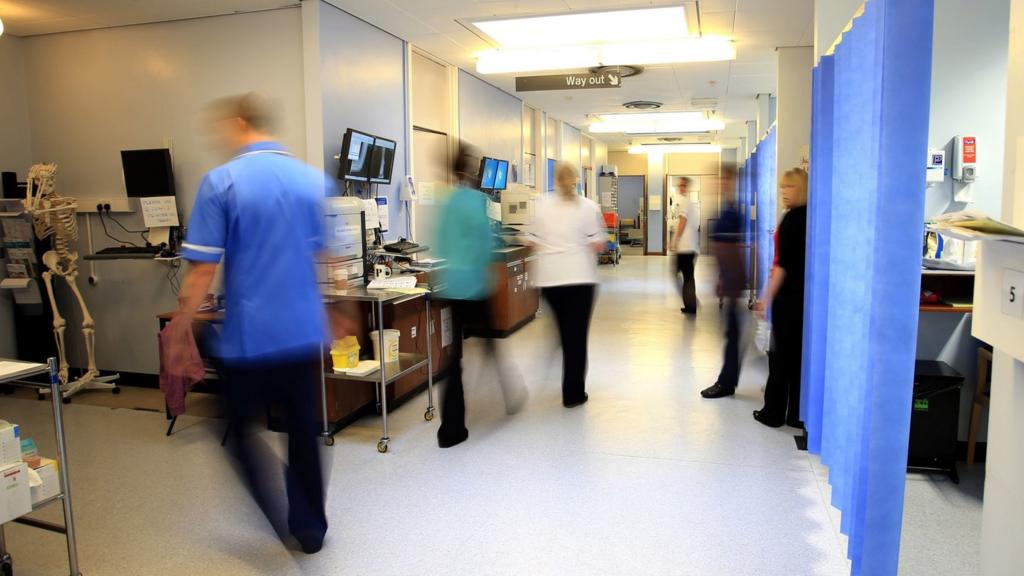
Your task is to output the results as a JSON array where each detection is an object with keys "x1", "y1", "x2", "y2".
[
  {"x1": 628, "y1": 144, "x2": 722, "y2": 155},
  {"x1": 474, "y1": 6, "x2": 687, "y2": 49},
  {"x1": 589, "y1": 112, "x2": 725, "y2": 134},
  {"x1": 476, "y1": 37, "x2": 735, "y2": 74},
  {"x1": 0, "y1": 17, "x2": 4, "y2": 37}
]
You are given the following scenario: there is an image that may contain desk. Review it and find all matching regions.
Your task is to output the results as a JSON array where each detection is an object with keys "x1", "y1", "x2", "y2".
[
  {"x1": 158, "y1": 288, "x2": 442, "y2": 453},
  {"x1": 0, "y1": 358, "x2": 82, "y2": 576}
]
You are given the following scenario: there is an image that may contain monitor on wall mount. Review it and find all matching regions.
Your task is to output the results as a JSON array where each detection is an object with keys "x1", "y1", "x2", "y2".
[
  {"x1": 479, "y1": 157, "x2": 498, "y2": 190},
  {"x1": 339, "y1": 129, "x2": 375, "y2": 182},
  {"x1": 368, "y1": 137, "x2": 396, "y2": 184},
  {"x1": 494, "y1": 159, "x2": 509, "y2": 190},
  {"x1": 121, "y1": 149, "x2": 176, "y2": 198}
]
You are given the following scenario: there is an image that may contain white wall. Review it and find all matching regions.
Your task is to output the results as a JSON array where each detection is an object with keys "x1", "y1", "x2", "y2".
[
  {"x1": 927, "y1": 0, "x2": 1010, "y2": 219},
  {"x1": 318, "y1": 1, "x2": 409, "y2": 240},
  {"x1": 458, "y1": 70, "x2": 523, "y2": 183},
  {"x1": 776, "y1": 46, "x2": 813, "y2": 206},
  {"x1": 19, "y1": 8, "x2": 307, "y2": 375},
  {"x1": 815, "y1": 0, "x2": 863, "y2": 61},
  {"x1": 561, "y1": 123, "x2": 582, "y2": 186},
  {"x1": 0, "y1": 35, "x2": 33, "y2": 358},
  {"x1": 918, "y1": 0, "x2": 1011, "y2": 441},
  {"x1": 647, "y1": 153, "x2": 666, "y2": 254}
]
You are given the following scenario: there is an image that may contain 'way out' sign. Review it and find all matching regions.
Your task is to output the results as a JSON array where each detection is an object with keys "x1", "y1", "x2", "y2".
[{"x1": 516, "y1": 72, "x2": 622, "y2": 92}]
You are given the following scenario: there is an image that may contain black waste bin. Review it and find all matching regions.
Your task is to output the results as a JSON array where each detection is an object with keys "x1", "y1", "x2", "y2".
[{"x1": 908, "y1": 360, "x2": 964, "y2": 483}]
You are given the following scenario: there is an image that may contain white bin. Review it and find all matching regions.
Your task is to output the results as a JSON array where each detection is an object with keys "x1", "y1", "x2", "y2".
[{"x1": 369, "y1": 329, "x2": 401, "y2": 364}]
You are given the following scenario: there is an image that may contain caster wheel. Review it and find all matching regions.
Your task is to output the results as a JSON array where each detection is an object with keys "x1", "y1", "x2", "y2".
[
  {"x1": 37, "y1": 392, "x2": 46, "y2": 401},
  {"x1": 424, "y1": 409, "x2": 435, "y2": 422},
  {"x1": 62, "y1": 397, "x2": 71, "y2": 404},
  {"x1": 377, "y1": 440, "x2": 389, "y2": 453},
  {"x1": 323, "y1": 435, "x2": 336, "y2": 447},
  {"x1": 112, "y1": 386, "x2": 121, "y2": 395}
]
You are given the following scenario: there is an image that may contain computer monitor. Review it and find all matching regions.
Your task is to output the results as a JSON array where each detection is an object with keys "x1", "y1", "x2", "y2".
[
  {"x1": 121, "y1": 149, "x2": 176, "y2": 198},
  {"x1": 339, "y1": 129, "x2": 375, "y2": 182},
  {"x1": 479, "y1": 157, "x2": 498, "y2": 190},
  {"x1": 494, "y1": 160, "x2": 509, "y2": 190},
  {"x1": 368, "y1": 137, "x2": 396, "y2": 184}
]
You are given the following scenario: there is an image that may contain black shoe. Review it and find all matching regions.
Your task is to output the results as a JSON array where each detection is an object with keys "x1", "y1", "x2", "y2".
[
  {"x1": 564, "y1": 393, "x2": 589, "y2": 408},
  {"x1": 786, "y1": 419, "x2": 805, "y2": 430},
  {"x1": 437, "y1": 427, "x2": 468, "y2": 448},
  {"x1": 753, "y1": 410, "x2": 784, "y2": 428},
  {"x1": 701, "y1": 383, "x2": 735, "y2": 399},
  {"x1": 681, "y1": 307, "x2": 697, "y2": 315},
  {"x1": 293, "y1": 531, "x2": 325, "y2": 554}
]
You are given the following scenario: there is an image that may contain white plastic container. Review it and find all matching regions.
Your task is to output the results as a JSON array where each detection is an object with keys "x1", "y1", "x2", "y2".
[{"x1": 369, "y1": 329, "x2": 401, "y2": 364}]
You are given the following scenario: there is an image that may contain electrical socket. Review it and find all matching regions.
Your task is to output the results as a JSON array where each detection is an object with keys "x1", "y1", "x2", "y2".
[{"x1": 75, "y1": 197, "x2": 134, "y2": 213}]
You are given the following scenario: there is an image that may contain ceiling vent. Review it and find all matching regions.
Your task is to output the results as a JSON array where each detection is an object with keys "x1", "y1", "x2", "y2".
[
  {"x1": 658, "y1": 137, "x2": 684, "y2": 142},
  {"x1": 690, "y1": 98, "x2": 719, "y2": 109},
  {"x1": 623, "y1": 100, "x2": 662, "y2": 110},
  {"x1": 591, "y1": 65, "x2": 644, "y2": 78}
]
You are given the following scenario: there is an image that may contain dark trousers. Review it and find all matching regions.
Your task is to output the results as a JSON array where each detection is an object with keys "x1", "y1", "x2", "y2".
[
  {"x1": 542, "y1": 284, "x2": 596, "y2": 405},
  {"x1": 438, "y1": 299, "x2": 498, "y2": 439},
  {"x1": 715, "y1": 297, "x2": 742, "y2": 389},
  {"x1": 222, "y1": 356, "x2": 327, "y2": 543},
  {"x1": 675, "y1": 253, "x2": 697, "y2": 311},
  {"x1": 761, "y1": 303, "x2": 804, "y2": 426}
]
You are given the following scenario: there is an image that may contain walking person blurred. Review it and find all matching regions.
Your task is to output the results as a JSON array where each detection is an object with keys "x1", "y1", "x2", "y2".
[
  {"x1": 670, "y1": 177, "x2": 700, "y2": 314},
  {"x1": 435, "y1": 143, "x2": 527, "y2": 448},
  {"x1": 529, "y1": 163, "x2": 604, "y2": 407},
  {"x1": 701, "y1": 165, "x2": 746, "y2": 399},
  {"x1": 173, "y1": 93, "x2": 331, "y2": 553},
  {"x1": 753, "y1": 168, "x2": 808, "y2": 428}
]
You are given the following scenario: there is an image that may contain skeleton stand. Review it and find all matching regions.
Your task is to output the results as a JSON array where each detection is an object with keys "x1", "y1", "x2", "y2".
[{"x1": 24, "y1": 163, "x2": 119, "y2": 401}]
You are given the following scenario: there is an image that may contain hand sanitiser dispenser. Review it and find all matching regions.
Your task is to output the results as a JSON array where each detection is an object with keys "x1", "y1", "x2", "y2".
[{"x1": 952, "y1": 135, "x2": 977, "y2": 183}]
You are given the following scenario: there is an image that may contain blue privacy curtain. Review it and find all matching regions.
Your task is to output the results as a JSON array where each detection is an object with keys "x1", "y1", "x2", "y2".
[
  {"x1": 754, "y1": 127, "x2": 777, "y2": 296},
  {"x1": 801, "y1": 1, "x2": 933, "y2": 575}
]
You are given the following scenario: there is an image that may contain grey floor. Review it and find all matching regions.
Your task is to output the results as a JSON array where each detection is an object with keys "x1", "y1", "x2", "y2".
[{"x1": 1, "y1": 257, "x2": 982, "y2": 575}]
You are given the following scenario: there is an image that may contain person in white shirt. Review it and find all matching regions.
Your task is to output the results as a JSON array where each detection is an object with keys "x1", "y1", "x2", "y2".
[
  {"x1": 529, "y1": 163, "x2": 605, "y2": 407},
  {"x1": 670, "y1": 177, "x2": 700, "y2": 314}
]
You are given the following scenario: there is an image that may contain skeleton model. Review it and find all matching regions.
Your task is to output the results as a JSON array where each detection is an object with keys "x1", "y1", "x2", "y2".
[{"x1": 23, "y1": 163, "x2": 119, "y2": 400}]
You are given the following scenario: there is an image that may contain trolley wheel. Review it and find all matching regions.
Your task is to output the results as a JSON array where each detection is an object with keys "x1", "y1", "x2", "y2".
[
  {"x1": 323, "y1": 435, "x2": 336, "y2": 447},
  {"x1": 112, "y1": 386, "x2": 121, "y2": 395},
  {"x1": 424, "y1": 409, "x2": 435, "y2": 422},
  {"x1": 1, "y1": 553, "x2": 13, "y2": 576},
  {"x1": 377, "y1": 440, "x2": 389, "y2": 453},
  {"x1": 37, "y1": 392, "x2": 46, "y2": 401},
  {"x1": 62, "y1": 396, "x2": 72, "y2": 405}
]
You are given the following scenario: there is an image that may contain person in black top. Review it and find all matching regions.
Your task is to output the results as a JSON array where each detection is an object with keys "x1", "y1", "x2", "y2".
[
  {"x1": 702, "y1": 164, "x2": 747, "y2": 398},
  {"x1": 754, "y1": 168, "x2": 808, "y2": 428}
]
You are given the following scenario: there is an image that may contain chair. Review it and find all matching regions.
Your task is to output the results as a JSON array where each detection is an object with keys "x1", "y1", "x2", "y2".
[{"x1": 967, "y1": 346, "x2": 993, "y2": 464}]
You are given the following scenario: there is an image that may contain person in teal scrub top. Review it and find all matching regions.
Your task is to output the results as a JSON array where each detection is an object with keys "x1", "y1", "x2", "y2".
[{"x1": 435, "y1": 142, "x2": 526, "y2": 448}]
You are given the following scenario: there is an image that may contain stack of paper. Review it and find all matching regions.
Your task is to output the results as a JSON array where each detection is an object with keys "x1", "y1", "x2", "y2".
[{"x1": 929, "y1": 211, "x2": 1024, "y2": 242}]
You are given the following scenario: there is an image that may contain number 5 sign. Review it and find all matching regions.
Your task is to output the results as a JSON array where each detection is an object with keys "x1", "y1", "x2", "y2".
[{"x1": 1003, "y1": 269, "x2": 1024, "y2": 319}]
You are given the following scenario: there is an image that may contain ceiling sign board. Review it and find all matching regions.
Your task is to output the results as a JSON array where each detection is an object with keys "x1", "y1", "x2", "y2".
[{"x1": 516, "y1": 72, "x2": 621, "y2": 92}]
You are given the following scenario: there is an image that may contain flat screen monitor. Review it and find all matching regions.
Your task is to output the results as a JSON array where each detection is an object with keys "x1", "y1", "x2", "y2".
[
  {"x1": 494, "y1": 160, "x2": 509, "y2": 190},
  {"x1": 339, "y1": 129, "x2": 375, "y2": 182},
  {"x1": 121, "y1": 149, "x2": 176, "y2": 198},
  {"x1": 368, "y1": 137, "x2": 396, "y2": 184},
  {"x1": 479, "y1": 157, "x2": 498, "y2": 190}
]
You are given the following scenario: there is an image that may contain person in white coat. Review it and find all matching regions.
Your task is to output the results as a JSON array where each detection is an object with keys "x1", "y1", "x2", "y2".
[
  {"x1": 529, "y1": 163, "x2": 605, "y2": 407},
  {"x1": 670, "y1": 177, "x2": 700, "y2": 314}
]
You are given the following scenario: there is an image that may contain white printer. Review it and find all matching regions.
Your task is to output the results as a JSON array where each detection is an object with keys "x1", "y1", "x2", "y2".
[{"x1": 318, "y1": 197, "x2": 366, "y2": 288}]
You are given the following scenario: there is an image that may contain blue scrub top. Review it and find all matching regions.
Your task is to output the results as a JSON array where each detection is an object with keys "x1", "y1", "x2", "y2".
[
  {"x1": 435, "y1": 185, "x2": 494, "y2": 301},
  {"x1": 183, "y1": 141, "x2": 332, "y2": 362}
]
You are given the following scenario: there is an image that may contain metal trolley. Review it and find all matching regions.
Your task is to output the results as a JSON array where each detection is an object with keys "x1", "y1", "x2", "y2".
[
  {"x1": 320, "y1": 287, "x2": 435, "y2": 453},
  {"x1": 0, "y1": 358, "x2": 82, "y2": 576}
]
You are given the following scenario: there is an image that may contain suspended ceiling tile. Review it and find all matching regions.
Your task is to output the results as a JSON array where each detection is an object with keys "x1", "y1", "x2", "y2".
[
  {"x1": 700, "y1": 10, "x2": 735, "y2": 36},
  {"x1": 700, "y1": 0, "x2": 739, "y2": 12}
]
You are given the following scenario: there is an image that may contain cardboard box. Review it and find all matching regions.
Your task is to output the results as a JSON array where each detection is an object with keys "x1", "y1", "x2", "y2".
[
  {"x1": 0, "y1": 421, "x2": 21, "y2": 466},
  {"x1": 0, "y1": 462, "x2": 31, "y2": 524},
  {"x1": 30, "y1": 458, "x2": 60, "y2": 506}
]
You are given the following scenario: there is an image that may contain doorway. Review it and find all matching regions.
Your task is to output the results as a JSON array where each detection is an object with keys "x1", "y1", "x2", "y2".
[{"x1": 616, "y1": 175, "x2": 645, "y2": 256}]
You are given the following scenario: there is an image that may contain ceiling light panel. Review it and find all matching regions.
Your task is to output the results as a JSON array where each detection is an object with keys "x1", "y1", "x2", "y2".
[
  {"x1": 474, "y1": 6, "x2": 688, "y2": 49},
  {"x1": 628, "y1": 144, "x2": 723, "y2": 155},
  {"x1": 476, "y1": 37, "x2": 735, "y2": 74},
  {"x1": 589, "y1": 112, "x2": 726, "y2": 134}
]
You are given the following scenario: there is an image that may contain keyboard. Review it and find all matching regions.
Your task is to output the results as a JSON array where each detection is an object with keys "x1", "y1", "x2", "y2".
[
  {"x1": 383, "y1": 239, "x2": 419, "y2": 253},
  {"x1": 88, "y1": 246, "x2": 163, "y2": 260},
  {"x1": 367, "y1": 276, "x2": 418, "y2": 290}
]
